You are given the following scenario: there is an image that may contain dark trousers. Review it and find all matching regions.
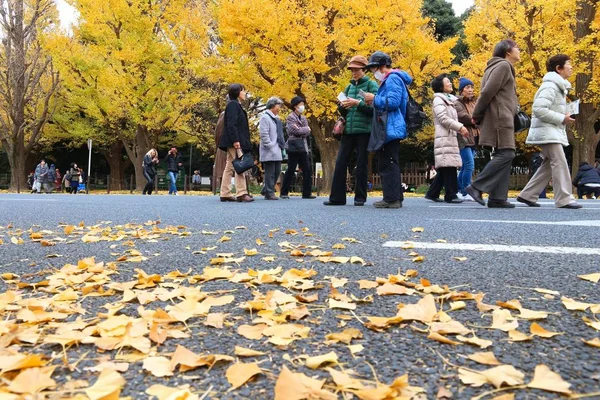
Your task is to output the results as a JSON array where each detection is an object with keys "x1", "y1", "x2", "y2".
[
  {"x1": 426, "y1": 167, "x2": 458, "y2": 201},
  {"x1": 143, "y1": 170, "x2": 155, "y2": 195},
  {"x1": 281, "y1": 152, "x2": 312, "y2": 197},
  {"x1": 577, "y1": 184, "x2": 600, "y2": 199},
  {"x1": 329, "y1": 134, "x2": 369, "y2": 203},
  {"x1": 472, "y1": 149, "x2": 515, "y2": 202},
  {"x1": 262, "y1": 161, "x2": 282, "y2": 196},
  {"x1": 378, "y1": 139, "x2": 403, "y2": 203}
]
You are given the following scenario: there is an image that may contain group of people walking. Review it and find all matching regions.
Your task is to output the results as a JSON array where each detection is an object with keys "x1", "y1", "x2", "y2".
[
  {"x1": 141, "y1": 147, "x2": 182, "y2": 195},
  {"x1": 217, "y1": 42, "x2": 588, "y2": 209},
  {"x1": 30, "y1": 160, "x2": 85, "y2": 194}
]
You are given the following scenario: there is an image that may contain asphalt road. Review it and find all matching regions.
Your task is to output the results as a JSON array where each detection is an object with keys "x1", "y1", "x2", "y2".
[{"x1": 1, "y1": 193, "x2": 599, "y2": 399}]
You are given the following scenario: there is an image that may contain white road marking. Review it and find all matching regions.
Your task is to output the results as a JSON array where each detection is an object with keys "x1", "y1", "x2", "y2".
[
  {"x1": 440, "y1": 219, "x2": 600, "y2": 227},
  {"x1": 428, "y1": 205, "x2": 600, "y2": 209},
  {"x1": 383, "y1": 241, "x2": 600, "y2": 255}
]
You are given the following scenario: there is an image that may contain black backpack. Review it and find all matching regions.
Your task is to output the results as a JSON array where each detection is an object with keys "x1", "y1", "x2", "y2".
[{"x1": 404, "y1": 86, "x2": 427, "y2": 135}]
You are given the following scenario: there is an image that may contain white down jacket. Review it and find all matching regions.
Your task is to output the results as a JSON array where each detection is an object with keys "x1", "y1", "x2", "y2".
[
  {"x1": 526, "y1": 72, "x2": 570, "y2": 147},
  {"x1": 432, "y1": 93, "x2": 463, "y2": 168}
]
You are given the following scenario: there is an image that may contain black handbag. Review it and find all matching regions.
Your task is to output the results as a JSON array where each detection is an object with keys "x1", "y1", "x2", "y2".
[
  {"x1": 232, "y1": 150, "x2": 254, "y2": 174},
  {"x1": 367, "y1": 99, "x2": 388, "y2": 152},
  {"x1": 514, "y1": 104, "x2": 531, "y2": 133}
]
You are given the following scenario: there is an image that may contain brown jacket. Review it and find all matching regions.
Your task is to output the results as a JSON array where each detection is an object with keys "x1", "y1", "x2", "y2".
[
  {"x1": 472, "y1": 57, "x2": 518, "y2": 150},
  {"x1": 432, "y1": 93, "x2": 463, "y2": 169},
  {"x1": 454, "y1": 96, "x2": 480, "y2": 148}
]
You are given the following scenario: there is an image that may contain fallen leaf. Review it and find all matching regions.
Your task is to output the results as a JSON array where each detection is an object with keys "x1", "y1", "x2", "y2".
[
  {"x1": 490, "y1": 309, "x2": 519, "y2": 332},
  {"x1": 332, "y1": 243, "x2": 345, "y2": 249},
  {"x1": 428, "y1": 332, "x2": 461, "y2": 345},
  {"x1": 377, "y1": 283, "x2": 410, "y2": 296},
  {"x1": 456, "y1": 334, "x2": 493, "y2": 349},
  {"x1": 412, "y1": 255, "x2": 425, "y2": 263},
  {"x1": 527, "y1": 364, "x2": 571, "y2": 394},
  {"x1": 274, "y1": 365, "x2": 337, "y2": 400},
  {"x1": 578, "y1": 272, "x2": 600, "y2": 283},
  {"x1": 226, "y1": 362, "x2": 263, "y2": 390},
  {"x1": 411, "y1": 227, "x2": 424, "y2": 232},
  {"x1": 143, "y1": 356, "x2": 174, "y2": 377},
  {"x1": 468, "y1": 352, "x2": 501, "y2": 366},
  {"x1": 459, "y1": 365, "x2": 525, "y2": 389},
  {"x1": 530, "y1": 322, "x2": 563, "y2": 338},
  {"x1": 328, "y1": 298, "x2": 356, "y2": 310},
  {"x1": 507, "y1": 330, "x2": 534, "y2": 342},
  {"x1": 85, "y1": 369, "x2": 126, "y2": 400},
  {"x1": 348, "y1": 344, "x2": 364, "y2": 355},
  {"x1": 453, "y1": 256, "x2": 467, "y2": 262},
  {"x1": 234, "y1": 346, "x2": 266, "y2": 357},
  {"x1": 397, "y1": 294, "x2": 437, "y2": 323},
  {"x1": 561, "y1": 296, "x2": 593, "y2": 311},
  {"x1": 533, "y1": 288, "x2": 560, "y2": 296},
  {"x1": 582, "y1": 338, "x2": 600, "y2": 348},
  {"x1": 8, "y1": 366, "x2": 56, "y2": 395},
  {"x1": 325, "y1": 328, "x2": 362, "y2": 344},
  {"x1": 305, "y1": 351, "x2": 339, "y2": 369}
]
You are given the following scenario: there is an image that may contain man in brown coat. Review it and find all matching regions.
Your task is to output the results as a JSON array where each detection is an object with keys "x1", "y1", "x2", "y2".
[{"x1": 466, "y1": 39, "x2": 520, "y2": 208}]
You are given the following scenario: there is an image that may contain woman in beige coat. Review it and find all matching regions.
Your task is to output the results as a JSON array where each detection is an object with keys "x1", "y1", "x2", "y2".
[{"x1": 425, "y1": 74, "x2": 469, "y2": 203}]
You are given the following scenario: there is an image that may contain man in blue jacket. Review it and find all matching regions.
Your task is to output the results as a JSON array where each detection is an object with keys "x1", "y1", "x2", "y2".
[{"x1": 363, "y1": 51, "x2": 411, "y2": 208}]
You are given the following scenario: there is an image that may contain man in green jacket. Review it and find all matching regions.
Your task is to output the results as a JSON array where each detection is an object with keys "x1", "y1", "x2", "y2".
[{"x1": 324, "y1": 55, "x2": 379, "y2": 206}]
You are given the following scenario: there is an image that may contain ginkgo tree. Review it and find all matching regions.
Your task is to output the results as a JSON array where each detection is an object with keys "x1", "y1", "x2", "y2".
[
  {"x1": 47, "y1": 0, "x2": 212, "y2": 190},
  {"x1": 212, "y1": 0, "x2": 457, "y2": 190},
  {"x1": 460, "y1": 0, "x2": 600, "y2": 174}
]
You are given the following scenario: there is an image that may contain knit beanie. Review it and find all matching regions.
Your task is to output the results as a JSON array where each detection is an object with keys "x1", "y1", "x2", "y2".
[{"x1": 458, "y1": 77, "x2": 474, "y2": 94}]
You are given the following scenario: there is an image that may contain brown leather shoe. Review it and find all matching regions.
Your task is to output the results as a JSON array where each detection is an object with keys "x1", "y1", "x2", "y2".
[
  {"x1": 265, "y1": 195, "x2": 279, "y2": 200},
  {"x1": 236, "y1": 194, "x2": 254, "y2": 202},
  {"x1": 220, "y1": 196, "x2": 236, "y2": 202}
]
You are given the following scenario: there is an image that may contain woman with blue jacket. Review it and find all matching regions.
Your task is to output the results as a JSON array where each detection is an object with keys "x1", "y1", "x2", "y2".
[{"x1": 363, "y1": 51, "x2": 411, "y2": 208}]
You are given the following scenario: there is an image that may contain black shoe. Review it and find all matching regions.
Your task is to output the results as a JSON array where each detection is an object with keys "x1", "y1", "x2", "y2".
[
  {"x1": 323, "y1": 200, "x2": 345, "y2": 206},
  {"x1": 445, "y1": 198, "x2": 464, "y2": 204},
  {"x1": 354, "y1": 201, "x2": 365, "y2": 206},
  {"x1": 302, "y1": 195, "x2": 317, "y2": 199},
  {"x1": 265, "y1": 195, "x2": 279, "y2": 200},
  {"x1": 373, "y1": 200, "x2": 402, "y2": 209},
  {"x1": 516, "y1": 196, "x2": 540, "y2": 207},
  {"x1": 280, "y1": 195, "x2": 290, "y2": 199},
  {"x1": 487, "y1": 200, "x2": 515, "y2": 208},
  {"x1": 466, "y1": 185, "x2": 485, "y2": 206},
  {"x1": 560, "y1": 202, "x2": 582, "y2": 209},
  {"x1": 424, "y1": 195, "x2": 443, "y2": 203}
]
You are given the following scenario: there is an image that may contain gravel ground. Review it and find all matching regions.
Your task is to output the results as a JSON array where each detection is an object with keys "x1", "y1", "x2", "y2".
[{"x1": 0, "y1": 193, "x2": 599, "y2": 399}]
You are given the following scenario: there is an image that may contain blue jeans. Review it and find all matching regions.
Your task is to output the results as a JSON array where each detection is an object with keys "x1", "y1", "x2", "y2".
[
  {"x1": 458, "y1": 147, "x2": 476, "y2": 195},
  {"x1": 168, "y1": 171, "x2": 178, "y2": 194}
]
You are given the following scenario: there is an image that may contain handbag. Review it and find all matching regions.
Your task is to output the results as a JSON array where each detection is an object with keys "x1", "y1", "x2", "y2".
[
  {"x1": 514, "y1": 107, "x2": 531, "y2": 133},
  {"x1": 367, "y1": 99, "x2": 388, "y2": 152},
  {"x1": 232, "y1": 149, "x2": 254, "y2": 174},
  {"x1": 332, "y1": 117, "x2": 345, "y2": 141}
]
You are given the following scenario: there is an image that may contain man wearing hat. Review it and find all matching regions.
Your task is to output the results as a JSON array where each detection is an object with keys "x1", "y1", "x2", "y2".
[
  {"x1": 362, "y1": 51, "x2": 413, "y2": 209},
  {"x1": 324, "y1": 55, "x2": 379, "y2": 206}
]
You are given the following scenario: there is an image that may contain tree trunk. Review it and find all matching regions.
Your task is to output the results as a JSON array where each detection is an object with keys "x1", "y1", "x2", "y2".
[
  {"x1": 120, "y1": 125, "x2": 152, "y2": 192},
  {"x1": 570, "y1": 0, "x2": 600, "y2": 177},
  {"x1": 308, "y1": 116, "x2": 338, "y2": 194},
  {"x1": 5, "y1": 139, "x2": 27, "y2": 191},
  {"x1": 101, "y1": 141, "x2": 126, "y2": 190}
]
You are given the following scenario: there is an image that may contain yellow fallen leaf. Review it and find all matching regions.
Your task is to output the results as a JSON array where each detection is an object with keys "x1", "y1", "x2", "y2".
[
  {"x1": 143, "y1": 356, "x2": 174, "y2": 377},
  {"x1": 530, "y1": 322, "x2": 563, "y2": 338},
  {"x1": 234, "y1": 346, "x2": 266, "y2": 357},
  {"x1": 357, "y1": 280, "x2": 379, "y2": 289},
  {"x1": 453, "y1": 256, "x2": 468, "y2": 262},
  {"x1": 0, "y1": 354, "x2": 47, "y2": 374},
  {"x1": 507, "y1": 330, "x2": 534, "y2": 342},
  {"x1": 449, "y1": 301, "x2": 467, "y2": 311},
  {"x1": 377, "y1": 283, "x2": 410, "y2": 296},
  {"x1": 244, "y1": 248, "x2": 258, "y2": 256},
  {"x1": 8, "y1": 366, "x2": 56, "y2": 395},
  {"x1": 237, "y1": 324, "x2": 267, "y2": 340},
  {"x1": 11, "y1": 236, "x2": 23, "y2": 245},
  {"x1": 533, "y1": 288, "x2": 560, "y2": 296},
  {"x1": 350, "y1": 256, "x2": 366, "y2": 265},
  {"x1": 348, "y1": 344, "x2": 364, "y2": 355},
  {"x1": 490, "y1": 309, "x2": 519, "y2": 332},
  {"x1": 468, "y1": 352, "x2": 501, "y2": 366},
  {"x1": 274, "y1": 365, "x2": 337, "y2": 400},
  {"x1": 226, "y1": 362, "x2": 263, "y2": 390},
  {"x1": 324, "y1": 328, "x2": 362, "y2": 344},
  {"x1": 397, "y1": 294, "x2": 437, "y2": 323},
  {"x1": 305, "y1": 351, "x2": 339, "y2": 369},
  {"x1": 85, "y1": 369, "x2": 126, "y2": 400},
  {"x1": 582, "y1": 338, "x2": 600, "y2": 348},
  {"x1": 527, "y1": 364, "x2": 571, "y2": 394},
  {"x1": 412, "y1": 255, "x2": 425, "y2": 263},
  {"x1": 437, "y1": 239, "x2": 447, "y2": 243},
  {"x1": 145, "y1": 385, "x2": 195, "y2": 400},
  {"x1": 218, "y1": 235, "x2": 231, "y2": 243},
  {"x1": 328, "y1": 298, "x2": 356, "y2": 310},
  {"x1": 456, "y1": 334, "x2": 493, "y2": 349},
  {"x1": 428, "y1": 332, "x2": 460, "y2": 345},
  {"x1": 459, "y1": 365, "x2": 525, "y2": 389},
  {"x1": 64, "y1": 225, "x2": 75, "y2": 235},
  {"x1": 332, "y1": 243, "x2": 346, "y2": 249},
  {"x1": 411, "y1": 227, "x2": 424, "y2": 232},
  {"x1": 583, "y1": 316, "x2": 600, "y2": 331},
  {"x1": 578, "y1": 272, "x2": 600, "y2": 283},
  {"x1": 562, "y1": 296, "x2": 594, "y2": 311},
  {"x1": 256, "y1": 238, "x2": 265, "y2": 246},
  {"x1": 341, "y1": 237, "x2": 361, "y2": 243}
]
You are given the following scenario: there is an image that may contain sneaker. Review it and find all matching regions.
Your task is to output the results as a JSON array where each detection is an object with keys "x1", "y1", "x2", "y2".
[
  {"x1": 462, "y1": 194, "x2": 475, "y2": 202},
  {"x1": 456, "y1": 193, "x2": 464, "y2": 200},
  {"x1": 373, "y1": 200, "x2": 402, "y2": 209}
]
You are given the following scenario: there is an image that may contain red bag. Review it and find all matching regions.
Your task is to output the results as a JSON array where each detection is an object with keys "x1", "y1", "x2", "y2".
[{"x1": 332, "y1": 116, "x2": 345, "y2": 141}]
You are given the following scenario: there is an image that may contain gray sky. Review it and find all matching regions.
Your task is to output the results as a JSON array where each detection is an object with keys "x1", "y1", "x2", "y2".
[{"x1": 55, "y1": 0, "x2": 475, "y2": 30}]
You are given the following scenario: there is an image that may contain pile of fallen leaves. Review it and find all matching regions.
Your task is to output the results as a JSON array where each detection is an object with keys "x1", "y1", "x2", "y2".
[{"x1": 0, "y1": 222, "x2": 599, "y2": 399}]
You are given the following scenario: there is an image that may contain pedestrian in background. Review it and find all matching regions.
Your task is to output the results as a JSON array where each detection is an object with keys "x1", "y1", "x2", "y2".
[
  {"x1": 69, "y1": 163, "x2": 81, "y2": 194},
  {"x1": 454, "y1": 77, "x2": 479, "y2": 201},
  {"x1": 55, "y1": 168, "x2": 62, "y2": 192},
  {"x1": 166, "y1": 147, "x2": 183, "y2": 195},
  {"x1": 142, "y1": 150, "x2": 158, "y2": 195},
  {"x1": 47, "y1": 164, "x2": 56, "y2": 193},
  {"x1": 425, "y1": 74, "x2": 468, "y2": 203},
  {"x1": 517, "y1": 54, "x2": 581, "y2": 209},
  {"x1": 280, "y1": 96, "x2": 315, "y2": 199},
  {"x1": 32, "y1": 159, "x2": 48, "y2": 194},
  {"x1": 259, "y1": 97, "x2": 285, "y2": 200},
  {"x1": 218, "y1": 83, "x2": 253, "y2": 203},
  {"x1": 467, "y1": 39, "x2": 521, "y2": 208},
  {"x1": 572, "y1": 162, "x2": 600, "y2": 199},
  {"x1": 363, "y1": 51, "x2": 412, "y2": 209},
  {"x1": 325, "y1": 55, "x2": 378, "y2": 207}
]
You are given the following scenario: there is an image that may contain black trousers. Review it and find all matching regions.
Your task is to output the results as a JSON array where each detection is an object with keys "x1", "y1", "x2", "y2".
[
  {"x1": 329, "y1": 134, "x2": 369, "y2": 204},
  {"x1": 426, "y1": 167, "x2": 458, "y2": 201},
  {"x1": 143, "y1": 170, "x2": 155, "y2": 195},
  {"x1": 378, "y1": 139, "x2": 403, "y2": 203},
  {"x1": 577, "y1": 184, "x2": 600, "y2": 199},
  {"x1": 281, "y1": 152, "x2": 312, "y2": 197},
  {"x1": 472, "y1": 149, "x2": 515, "y2": 201}
]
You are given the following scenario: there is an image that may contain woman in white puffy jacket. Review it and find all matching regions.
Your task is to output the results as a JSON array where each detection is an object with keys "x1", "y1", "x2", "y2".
[{"x1": 517, "y1": 54, "x2": 581, "y2": 209}]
